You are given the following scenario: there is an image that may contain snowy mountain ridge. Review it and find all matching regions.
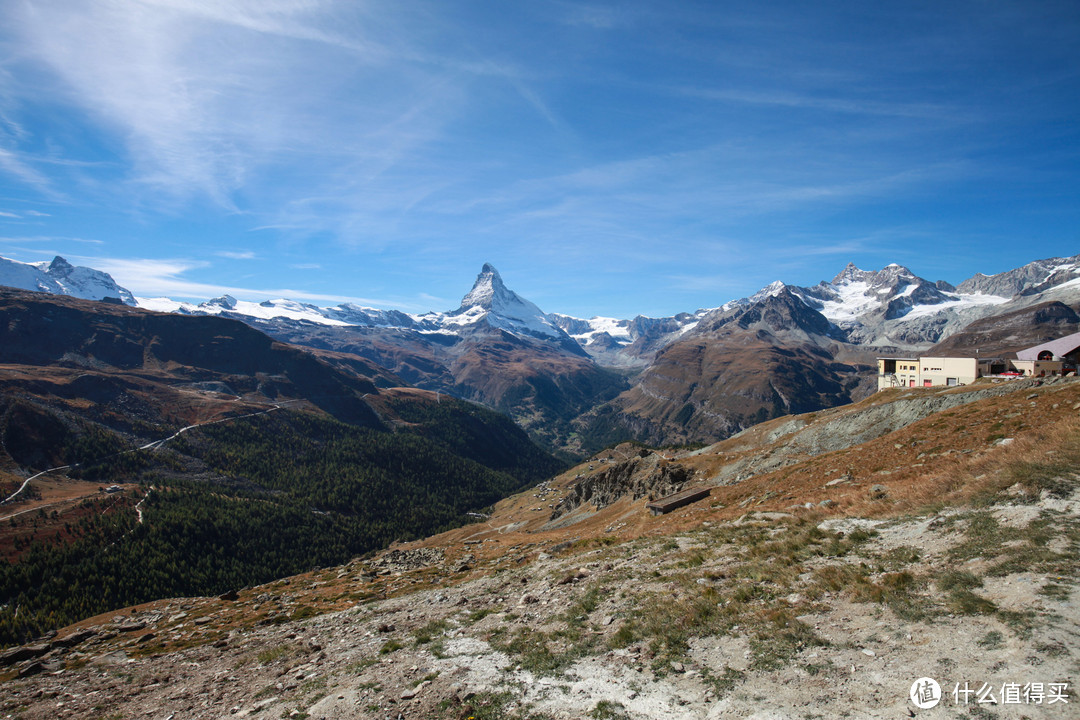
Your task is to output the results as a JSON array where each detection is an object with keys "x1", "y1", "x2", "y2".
[
  {"x1": 0, "y1": 255, "x2": 136, "y2": 306},
  {"x1": 4, "y1": 254, "x2": 1080, "y2": 361}
]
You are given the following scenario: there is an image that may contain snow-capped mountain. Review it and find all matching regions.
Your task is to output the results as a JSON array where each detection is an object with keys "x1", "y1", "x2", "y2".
[
  {"x1": 435, "y1": 264, "x2": 578, "y2": 345},
  {"x1": 787, "y1": 262, "x2": 1011, "y2": 346},
  {"x1": 958, "y1": 255, "x2": 1080, "y2": 298},
  {"x1": 549, "y1": 311, "x2": 707, "y2": 367},
  {"x1": 142, "y1": 263, "x2": 581, "y2": 351},
  {"x1": 551, "y1": 254, "x2": 1080, "y2": 363},
  {"x1": 0, "y1": 255, "x2": 135, "y2": 306}
]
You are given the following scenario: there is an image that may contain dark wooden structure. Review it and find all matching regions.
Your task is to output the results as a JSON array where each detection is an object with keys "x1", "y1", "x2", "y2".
[{"x1": 646, "y1": 487, "x2": 711, "y2": 516}]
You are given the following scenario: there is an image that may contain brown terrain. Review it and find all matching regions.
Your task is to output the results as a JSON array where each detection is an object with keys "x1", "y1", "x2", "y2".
[
  {"x1": 590, "y1": 288, "x2": 878, "y2": 447},
  {"x1": 2, "y1": 374, "x2": 1078, "y2": 719}
]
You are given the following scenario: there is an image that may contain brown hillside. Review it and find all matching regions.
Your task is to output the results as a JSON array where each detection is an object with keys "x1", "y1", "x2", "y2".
[{"x1": 4, "y1": 376, "x2": 1078, "y2": 719}]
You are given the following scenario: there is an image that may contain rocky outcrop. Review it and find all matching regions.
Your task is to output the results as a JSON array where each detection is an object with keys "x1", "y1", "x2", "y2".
[
  {"x1": 702, "y1": 376, "x2": 1059, "y2": 484},
  {"x1": 550, "y1": 450, "x2": 693, "y2": 519}
]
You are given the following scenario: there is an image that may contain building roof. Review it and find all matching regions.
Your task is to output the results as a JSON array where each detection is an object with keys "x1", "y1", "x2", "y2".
[
  {"x1": 645, "y1": 487, "x2": 711, "y2": 514},
  {"x1": 1017, "y1": 331, "x2": 1080, "y2": 361}
]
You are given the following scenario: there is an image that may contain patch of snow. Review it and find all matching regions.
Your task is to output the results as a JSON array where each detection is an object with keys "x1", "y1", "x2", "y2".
[
  {"x1": 816, "y1": 280, "x2": 880, "y2": 322},
  {"x1": 136, "y1": 297, "x2": 192, "y2": 313},
  {"x1": 901, "y1": 293, "x2": 1010, "y2": 320}
]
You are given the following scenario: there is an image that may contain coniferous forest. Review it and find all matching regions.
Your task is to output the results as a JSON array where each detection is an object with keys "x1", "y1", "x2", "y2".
[{"x1": 0, "y1": 402, "x2": 565, "y2": 646}]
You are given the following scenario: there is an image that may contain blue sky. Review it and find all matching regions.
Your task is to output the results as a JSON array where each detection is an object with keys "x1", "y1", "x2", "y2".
[{"x1": 0, "y1": 1, "x2": 1078, "y2": 318}]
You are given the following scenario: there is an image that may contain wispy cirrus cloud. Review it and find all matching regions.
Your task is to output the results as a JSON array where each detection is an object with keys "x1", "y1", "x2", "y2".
[
  {"x1": 4, "y1": 0, "x2": 453, "y2": 208},
  {"x1": 0, "y1": 148, "x2": 59, "y2": 198}
]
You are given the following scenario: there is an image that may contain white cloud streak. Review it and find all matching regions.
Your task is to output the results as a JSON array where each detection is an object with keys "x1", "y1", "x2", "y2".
[{"x1": 76, "y1": 254, "x2": 411, "y2": 307}]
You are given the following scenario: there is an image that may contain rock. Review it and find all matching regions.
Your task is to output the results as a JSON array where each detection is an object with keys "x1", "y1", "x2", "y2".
[
  {"x1": 51, "y1": 629, "x2": 97, "y2": 649},
  {"x1": 0, "y1": 643, "x2": 51, "y2": 666},
  {"x1": 18, "y1": 661, "x2": 45, "y2": 677}
]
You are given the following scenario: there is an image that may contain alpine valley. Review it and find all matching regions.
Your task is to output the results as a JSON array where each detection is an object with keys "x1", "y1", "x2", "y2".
[{"x1": 1, "y1": 252, "x2": 1079, "y2": 651}]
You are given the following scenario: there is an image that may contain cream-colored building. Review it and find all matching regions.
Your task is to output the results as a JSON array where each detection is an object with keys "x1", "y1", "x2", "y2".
[
  {"x1": 877, "y1": 356, "x2": 995, "y2": 390},
  {"x1": 878, "y1": 333, "x2": 1079, "y2": 391},
  {"x1": 1011, "y1": 359, "x2": 1064, "y2": 377}
]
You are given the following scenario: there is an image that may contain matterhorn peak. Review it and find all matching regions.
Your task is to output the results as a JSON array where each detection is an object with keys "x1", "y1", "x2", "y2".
[{"x1": 460, "y1": 263, "x2": 512, "y2": 310}]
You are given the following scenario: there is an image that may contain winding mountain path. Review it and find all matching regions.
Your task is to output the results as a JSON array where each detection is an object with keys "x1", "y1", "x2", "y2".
[{"x1": 0, "y1": 400, "x2": 300, "y2": 506}]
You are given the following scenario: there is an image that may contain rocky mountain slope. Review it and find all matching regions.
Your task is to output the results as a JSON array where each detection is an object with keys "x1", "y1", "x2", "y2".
[
  {"x1": 3, "y1": 374, "x2": 1077, "y2": 719},
  {"x1": 926, "y1": 301, "x2": 1080, "y2": 358},
  {"x1": 575, "y1": 286, "x2": 879, "y2": 447}
]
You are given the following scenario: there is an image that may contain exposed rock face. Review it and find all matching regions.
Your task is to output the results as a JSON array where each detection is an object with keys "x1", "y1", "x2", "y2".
[
  {"x1": 367, "y1": 548, "x2": 445, "y2": 573},
  {"x1": 957, "y1": 255, "x2": 1080, "y2": 297},
  {"x1": 550, "y1": 451, "x2": 693, "y2": 519}
]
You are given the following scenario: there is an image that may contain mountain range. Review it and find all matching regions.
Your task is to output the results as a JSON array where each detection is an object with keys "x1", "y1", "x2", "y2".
[{"x1": 3, "y1": 252, "x2": 1080, "y2": 452}]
